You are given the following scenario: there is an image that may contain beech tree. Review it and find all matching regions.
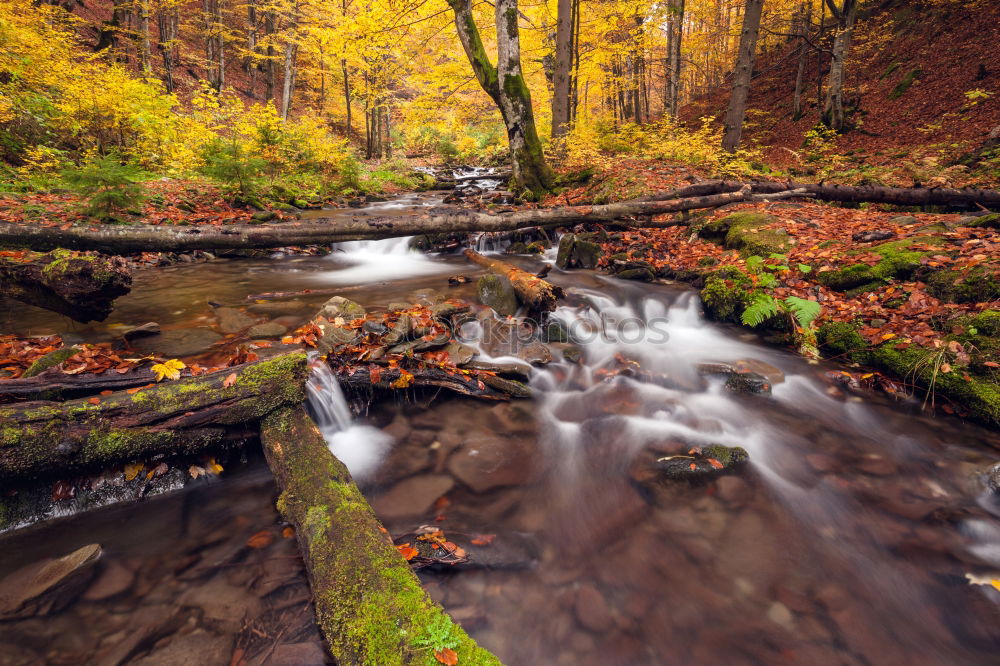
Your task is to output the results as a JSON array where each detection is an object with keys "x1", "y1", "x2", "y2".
[
  {"x1": 446, "y1": 0, "x2": 553, "y2": 196},
  {"x1": 721, "y1": 0, "x2": 765, "y2": 152},
  {"x1": 822, "y1": 0, "x2": 859, "y2": 131}
]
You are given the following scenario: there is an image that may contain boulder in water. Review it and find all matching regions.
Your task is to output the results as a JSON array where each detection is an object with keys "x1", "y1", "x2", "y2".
[
  {"x1": 318, "y1": 295, "x2": 366, "y2": 321},
  {"x1": 0, "y1": 543, "x2": 101, "y2": 619},
  {"x1": 478, "y1": 273, "x2": 519, "y2": 317}
]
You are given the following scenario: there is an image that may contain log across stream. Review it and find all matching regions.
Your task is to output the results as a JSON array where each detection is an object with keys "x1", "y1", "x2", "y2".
[{"x1": 1, "y1": 194, "x2": 1000, "y2": 665}]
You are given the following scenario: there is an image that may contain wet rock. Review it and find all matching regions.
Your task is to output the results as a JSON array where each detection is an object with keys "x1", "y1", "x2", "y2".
[
  {"x1": 122, "y1": 322, "x2": 161, "y2": 340},
  {"x1": 82, "y1": 559, "x2": 134, "y2": 601},
  {"x1": 177, "y1": 576, "x2": 264, "y2": 633},
  {"x1": 984, "y1": 463, "x2": 1000, "y2": 494},
  {"x1": 805, "y1": 453, "x2": 838, "y2": 473},
  {"x1": 318, "y1": 295, "x2": 366, "y2": 320},
  {"x1": 653, "y1": 444, "x2": 749, "y2": 481},
  {"x1": 557, "y1": 234, "x2": 603, "y2": 269},
  {"x1": 517, "y1": 341, "x2": 552, "y2": 366},
  {"x1": 444, "y1": 340, "x2": 476, "y2": 366},
  {"x1": 562, "y1": 347, "x2": 583, "y2": 364},
  {"x1": 733, "y1": 359, "x2": 785, "y2": 385},
  {"x1": 463, "y1": 359, "x2": 532, "y2": 380},
  {"x1": 247, "y1": 300, "x2": 311, "y2": 316},
  {"x1": 94, "y1": 604, "x2": 185, "y2": 666},
  {"x1": 856, "y1": 453, "x2": 896, "y2": 476},
  {"x1": 725, "y1": 370, "x2": 772, "y2": 395},
  {"x1": 888, "y1": 215, "x2": 920, "y2": 226},
  {"x1": 542, "y1": 319, "x2": 569, "y2": 343},
  {"x1": 447, "y1": 436, "x2": 533, "y2": 492},
  {"x1": 0, "y1": 543, "x2": 101, "y2": 619},
  {"x1": 265, "y1": 642, "x2": 326, "y2": 666},
  {"x1": 852, "y1": 229, "x2": 895, "y2": 243},
  {"x1": 478, "y1": 273, "x2": 519, "y2": 316},
  {"x1": 715, "y1": 475, "x2": 752, "y2": 506},
  {"x1": 133, "y1": 631, "x2": 234, "y2": 666},
  {"x1": 372, "y1": 475, "x2": 454, "y2": 521},
  {"x1": 615, "y1": 267, "x2": 655, "y2": 281},
  {"x1": 575, "y1": 584, "x2": 612, "y2": 633},
  {"x1": 250, "y1": 210, "x2": 277, "y2": 223},
  {"x1": 214, "y1": 307, "x2": 257, "y2": 333},
  {"x1": 246, "y1": 321, "x2": 288, "y2": 338},
  {"x1": 376, "y1": 445, "x2": 433, "y2": 487},
  {"x1": 130, "y1": 326, "x2": 224, "y2": 358}
]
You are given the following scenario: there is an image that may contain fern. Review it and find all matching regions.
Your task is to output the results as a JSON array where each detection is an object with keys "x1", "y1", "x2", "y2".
[
  {"x1": 741, "y1": 293, "x2": 781, "y2": 327},
  {"x1": 784, "y1": 296, "x2": 821, "y2": 329}
]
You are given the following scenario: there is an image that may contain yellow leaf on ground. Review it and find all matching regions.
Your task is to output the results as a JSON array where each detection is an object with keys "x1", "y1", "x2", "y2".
[
  {"x1": 152, "y1": 358, "x2": 186, "y2": 381},
  {"x1": 124, "y1": 462, "x2": 144, "y2": 481}
]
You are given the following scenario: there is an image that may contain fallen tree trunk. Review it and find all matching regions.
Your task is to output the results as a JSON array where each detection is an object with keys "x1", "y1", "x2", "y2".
[
  {"x1": 643, "y1": 179, "x2": 1000, "y2": 208},
  {"x1": 464, "y1": 248, "x2": 564, "y2": 313},
  {"x1": 260, "y1": 405, "x2": 502, "y2": 665},
  {"x1": 0, "y1": 365, "x2": 156, "y2": 403},
  {"x1": 0, "y1": 352, "x2": 307, "y2": 478},
  {"x1": 332, "y1": 362, "x2": 527, "y2": 400},
  {"x1": 0, "y1": 187, "x2": 780, "y2": 253},
  {"x1": 0, "y1": 251, "x2": 131, "y2": 322}
]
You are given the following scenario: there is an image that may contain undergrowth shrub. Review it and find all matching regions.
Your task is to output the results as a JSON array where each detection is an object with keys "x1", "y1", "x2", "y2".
[{"x1": 61, "y1": 153, "x2": 147, "y2": 222}]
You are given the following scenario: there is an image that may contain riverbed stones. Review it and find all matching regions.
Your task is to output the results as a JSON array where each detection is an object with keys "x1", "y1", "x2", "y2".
[
  {"x1": 214, "y1": 307, "x2": 257, "y2": 333},
  {"x1": 0, "y1": 544, "x2": 102, "y2": 619},
  {"x1": 132, "y1": 631, "x2": 233, "y2": 666},
  {"x1": 478, "y1": 274, "x2": 519, "y2": 316},
  {"x1": 131, "y1": 327, "x2": 223, "y2": 358},
  {"x1": 575, "y1": 584, "x2": 612, "y2": 633},
  {"x1": 177, "y1": 576, "x2": 263, "y2": 633},
  {"x1": 246, "y1": 321, "x2": 287, "y2": 338},
  {"x1": 82, "y1": 559, "x2": 134, "y2": 601},
  {"x1": 447, "y1": 436, "x2": 533, "y2": 492},
  {"x1": 267, "y1": 641, "x2": 326, "y2": 666},
  {"x1": 517, "y1": 341, "x2": 552, "y2": 365},
  {"x1": 247, "y1": 300, "x2": 311, "y2": 316},
  {"x1": 317, "y1": 295, "x2": 365, "y2": 320},
  {"x1": 733, "y1": 359, "x2": 785, "y2": 384},
  {"x1": 371, "y1": 474, "x2": 454, "y2": 521},
  {"x1": 122, "y1": 322, "x2": 161, "y2": 340}
]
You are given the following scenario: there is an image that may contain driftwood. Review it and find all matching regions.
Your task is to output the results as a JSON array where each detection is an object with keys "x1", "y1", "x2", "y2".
[
  {"x1": 0, "y1": 365, "x2": 157, "y2": 403},
  {"x1": 260, "y1": 406, "x2": 502, "y2": 665},
  {"x1": 0, "y1": 252, "x2": 131, "y2": 322},
  {"x1": 464, "y1": 248, "x2": 564, "y2": 312},
  {"x1": 0, "y1": 188, "x2": 783, "y2": 253},
  {"x1": 332, "y1": 362, "x2": 525, "y2": 400},
  {"x1": 0, "y1": 352, "x2": 307, "y2": 478}
]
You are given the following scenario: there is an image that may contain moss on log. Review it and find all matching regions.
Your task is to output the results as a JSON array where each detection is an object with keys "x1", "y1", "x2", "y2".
[
  {"x1": 0, "y1": 352, "x2": 308, "y2": 479},
  {"x1": 260, "y1": 406, "x2": 502, "y2": 666}
]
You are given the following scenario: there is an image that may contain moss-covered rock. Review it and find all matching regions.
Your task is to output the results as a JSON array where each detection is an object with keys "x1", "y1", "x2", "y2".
[
  {"x1": 926, "y1": 267, "x2": 1000, "y2": 304},
  {"x1": 713, "y1": 212, "x2": 793, "y2": 256},
  {"x1": 555, "y1": 233, "x2": 603, "y2": 269},
  {"x1": 700, "y1": 270, "x2": 753, "y2": 322},
  {"x1": 477, "y1": 274, "x2": 519, "y2": 316},
  {"x1": 817, "y1": 264, "x2": 879, "y2": 290},
  {"x1": 817, "y1": 322, "x2": 869, "y2": 357},
  {"x1": 965, "y1": 213, "x2": 1000, "y2": 229}
]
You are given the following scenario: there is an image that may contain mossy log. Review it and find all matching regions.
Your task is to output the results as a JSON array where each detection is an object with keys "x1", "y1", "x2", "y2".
[
  {"x1": 0, "y1": 250, "x2": 131, "y2": 322},
  {"x1": 463, "y1": 248, "x2": 563, "y2": 313},
  {"x1": 0, "y1": 188, "x2": 792, "y2": 253},
  {"x1": 0, "y1": 365, "x2": 158, "y2": 403},
  {"x1": 260, "y1": 406, "x2": 503, "y2": 665},
  {"x1": 0, "y1": 352, "x2": 308, "y2": 479}
]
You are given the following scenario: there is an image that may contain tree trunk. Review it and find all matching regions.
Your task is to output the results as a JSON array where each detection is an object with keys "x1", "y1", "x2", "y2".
[
  {"x1": 823, "y1": 0, "x2": 858, "y2": 131},
  {"x1": 280, "y1": 2, "x2": 300, "y2": 121},
  {"x1": 265, "y1": 11, "x2": 276, "y2": 103},
  {"x1": 447, "y1": 0, "x2": 554, "y2": 197},
  {"x1": 721, "y1": 0, "x2": 764, "y2": 152},
  {"x1": 792, "y1": 2, "x2": 810, "y2": 120},
  {"x1": 259, "y1": 406, "x2": 502, "y2": 665},
  {"x1": 156, "y1": 1, "x2": 177, "y2": 92},
  {"x1": 0, "y1": 353, "x2": 307, "y2": 480},
  {"x1": 668, "y1": 0, "x2": 685, "y2": 116},
  {"x1": 137, "y1": 0, "x2": 151, "y2": 73},
  {"x1": 0, "y1": 252, "x2": 131, "y2": 322},
  {"x1": 464, "y1": 249, "x2": 564, "y2": 313},
  {"x1": 551, "y1": 0, "x2": 573, "y2": 138}
]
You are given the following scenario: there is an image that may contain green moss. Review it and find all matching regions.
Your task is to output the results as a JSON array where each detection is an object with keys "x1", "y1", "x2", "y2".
[
  {"x1": 926, "y1": 267, "x2": 1000, "y2": 303},
  {"x1": 880, "y1": 61, "x2": 901, "y2": 79},
  {"x1": 889, "y1": 68, "x2": 922, "y2": 99},
  {"x1": 868, "y1": 343, "x2": 1000, "y2": 426},
  {"x1": 965, "y1": 310, "x2": 1000, "y2": 336},
  {"x1": 700, "y1": 270, "x2": 753, "y2": 322},
  {"x1": 821, "y1": 236, "x2": 943, "y2": 292},
  {"x1": 818, "y1": 322, "x2": 869, "y2": 357},
  {"x1": 719, "y1": 212, "x2": 792, "y2": 256},
  {"x1": 702, "y1": 444, "x2": 749, "y2": 467},
  {"x1": 965, "y1": 213, "x2": 1000, "y2": 229},
  {"x1": 817, "y1": 263, "x2": 878, "y2": 290},
  {"x1": 22, "y1": 345, "x2": 78, "y2": 378}
]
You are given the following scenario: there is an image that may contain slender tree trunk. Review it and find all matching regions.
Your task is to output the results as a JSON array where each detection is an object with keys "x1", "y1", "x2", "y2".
[
  {"x1": 823, "y1": 0, "x2": 858, "y2": 131},
  {"x1": 447, "y1": 0, "x2": 554, "y2": 197},
  {"x1": 265, "y1": 11, "x2": 276, "y2": 103},
  {"x1": 137, "y1": 0, "x2": 151, "y2": 73},
  {"x1": 551, "y1": 0, "x2": 573, "y2": 138},
  {"x1": 668, "y1": 0, "x2": 685, "y2": 116},
  {"x1": 281, "y1": 1, "x2": 300, "y2": 120},
  {"x1": 570, "y1": 0, "x2": 581, "y2": 120},
  {"x1": 792, "y1": 2, "x2": 810, "y2": 120},
  {"x1": 816, "y1": 0, "x2": 826, "y2": 110},
  {"x1": 246, "y1": 0, "x2": 258, "y2": 95},
  {"x1": 156, "y1": 1, "x2": 177, "y2": 92},
  {"x1": 721, "y1": 0, "x2": 764, "y2": 152}
]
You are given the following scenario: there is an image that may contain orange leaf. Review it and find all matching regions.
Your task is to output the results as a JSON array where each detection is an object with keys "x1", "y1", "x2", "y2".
[
  {"x1": 689, "y1": 463, "x2": 697, "y2": 470},
  {"x1": 100, "y1": 390, "x2": 113, "y2": 396},
  {"x1": 370, "y1": 365, "x2": 382, "y2": 384},
  {"x1": 397, "y1": 544, "x2": 419, "y2": 560},
  {"x1": 707, "y1": 458, "x2": 724, "y2": 470},
  {"x1": 282, "y1": 526, "x2": 295, "y2": 539},
  {"x1": 126, "y1": 386, "x2": 143, "y2": 394},
  {"x1": 246, "y1": 530, "x2": 274, "y2": 549},
  {"x1": 223, "y1": 372, "x2": 238, "y2": 388},
  {"x1": 434, "y1": 648, "x2": 458, "y2": 665},
  {"x1": 87, "y1": 397, "x2": 100, "y2": 405},
  {"x1": 470, "y1": 534, "x2": 496, "y2": 546}
]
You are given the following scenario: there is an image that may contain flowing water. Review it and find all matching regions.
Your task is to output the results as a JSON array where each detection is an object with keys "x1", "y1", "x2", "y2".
[{"x1": 2, "y1": 192, "x2": 1000, "y2": 665}]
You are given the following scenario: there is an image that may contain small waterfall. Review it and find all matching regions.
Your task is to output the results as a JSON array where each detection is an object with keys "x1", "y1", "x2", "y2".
[
  {"x1": 322, "y1": 235, "x2": 452, "y2": 284},
  {"x1": 306, "y1": 358, "x2": 393, "y2": 482}
]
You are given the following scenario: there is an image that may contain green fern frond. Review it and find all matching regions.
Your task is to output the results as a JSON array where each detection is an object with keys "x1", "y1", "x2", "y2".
[
  {"x1": 784, "y1": 296, "x2": 821, "y2": 329},
  {"x1": 741, "y1": 293, "x2": 780, "y2": 327}
]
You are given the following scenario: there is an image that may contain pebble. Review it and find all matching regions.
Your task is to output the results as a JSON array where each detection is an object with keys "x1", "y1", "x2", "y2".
[{"x1": 574, "y1": 584, "x2": 612, "y2": 632}]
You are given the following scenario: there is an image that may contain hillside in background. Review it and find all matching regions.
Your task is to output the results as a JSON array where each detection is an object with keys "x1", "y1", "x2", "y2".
[{"x1": 684, "y1": 0, "x2": 1000, "y2": 183}]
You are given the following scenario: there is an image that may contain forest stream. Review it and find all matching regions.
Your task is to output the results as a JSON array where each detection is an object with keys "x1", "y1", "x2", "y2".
[{"x1": 2, "y1": 189, "x2": 1000, "y2": 666}]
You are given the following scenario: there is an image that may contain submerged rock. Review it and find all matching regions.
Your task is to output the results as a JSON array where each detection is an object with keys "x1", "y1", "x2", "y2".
[
  {"x1": 372, "y1": 475, "x2": 454, "y2": 521},
  {"x1": 651, "y1": 444, "x2": 749, "y2": 481},
  {"x1": 318, "y1": 295, "x2": 366, "y2": 320},
  {"x1": 246, "y1": 321, "x2": 288, "y2": 338},
  {"x1": 0, "y1": 543, "x2": 101, "y2": 619},
  {"x1": 214, "y1": 306, "x2": 257, "y2": 333}
]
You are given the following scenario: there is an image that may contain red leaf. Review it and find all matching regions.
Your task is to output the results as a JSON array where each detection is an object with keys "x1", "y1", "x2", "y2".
[{"x1": 223, "y1": 372, "x2": 238, "y2": 388}]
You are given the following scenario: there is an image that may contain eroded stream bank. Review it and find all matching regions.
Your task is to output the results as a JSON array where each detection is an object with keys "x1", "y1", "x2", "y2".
[{"x1": 1, "y1": 190, "x2": 1000, "y2": 665}]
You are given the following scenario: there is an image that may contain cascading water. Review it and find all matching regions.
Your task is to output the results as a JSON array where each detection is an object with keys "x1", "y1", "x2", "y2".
[{"x1": 306, "y1": 357, "x2": 393, "y2": 482}]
